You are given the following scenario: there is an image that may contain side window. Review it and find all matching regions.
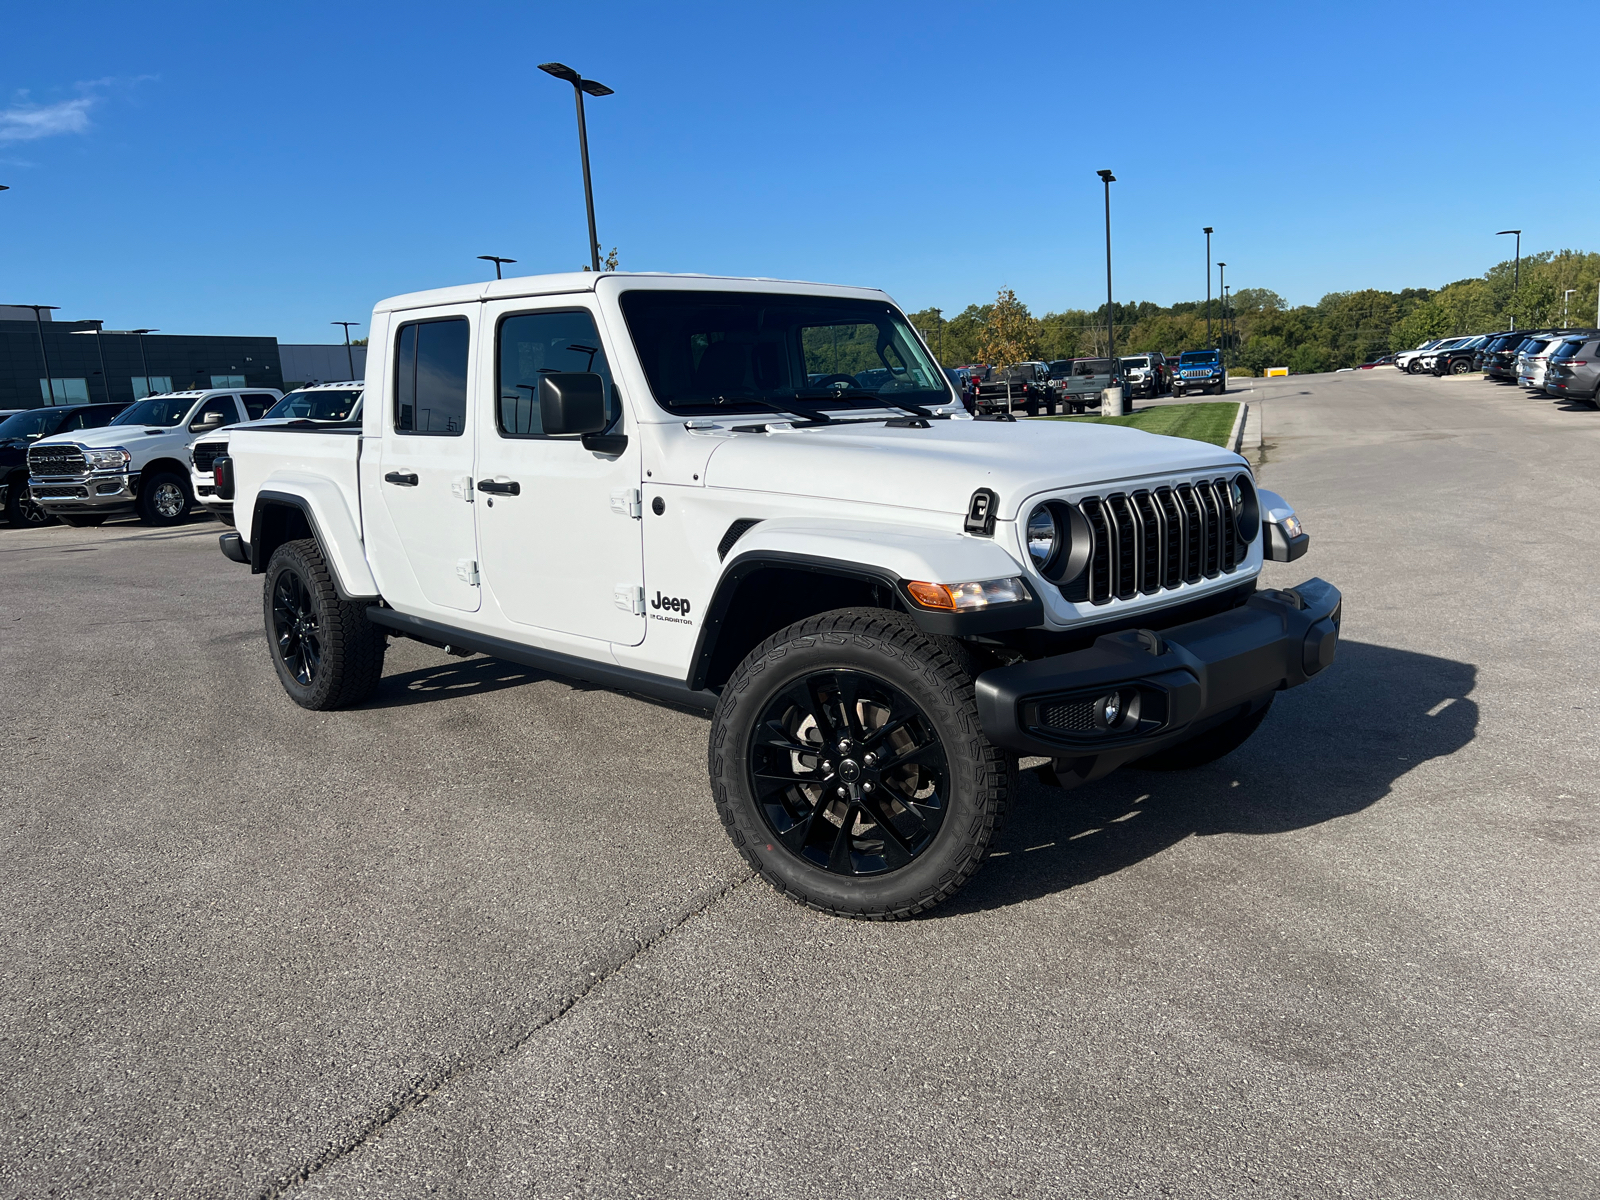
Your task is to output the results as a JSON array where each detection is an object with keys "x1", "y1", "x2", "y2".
[
  {"x1": 496, "y1": 310, "x2": 617, "y2": 438},
  {"x1": 395, "y1": 317, "x2": 470, "y2": 435},
  {"x1": 59, "y1": 410, "x2": 91, "y2": 432},
  {"x1": 191, "y1": 396, "x2": 237, "y2": 430},
  {"x1": 242, "y1": 393, "x2": 277, "y2": 420}
]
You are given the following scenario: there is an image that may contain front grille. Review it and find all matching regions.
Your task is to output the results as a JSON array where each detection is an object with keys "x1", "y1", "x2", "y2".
[
  {"x1": 191, "y1": 442, "x2": 228, "y2": 473},
  {"x1": 33, "y1": 484, "x2": 88, "y2": 499},
  {"x1": 1060, "y1": 477, "x2": 1248, "y2": 606},
  {"x1": 1039, "y1": 700, "x2": 1096, "y2": 733},
  {"x1": 28, "y1": 446, "x2": 87, "y2": 477}
]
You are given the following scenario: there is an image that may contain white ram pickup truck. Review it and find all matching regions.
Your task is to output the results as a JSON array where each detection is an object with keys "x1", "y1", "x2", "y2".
[
  {"x1": 219, "y1": 272, "x2": 1338, "y2": 919},
  {"x1": 30, "y1": 388, "x2": 280, "y2": 526}
]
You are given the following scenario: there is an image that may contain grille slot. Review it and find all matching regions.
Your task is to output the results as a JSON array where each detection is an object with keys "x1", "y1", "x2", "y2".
[
  {"x1": 1069, "y1": 476, "x2": 1245, "y2": 606},
  {"x1": 191, "y1": 442, "x2": 229, "y2": 473},
  {"x1": 28, "y1": 446, "x2": 88, "y2": 477},
  {"x1": 1039, "y1": 700, "x2": 1097, "y2": 733}
]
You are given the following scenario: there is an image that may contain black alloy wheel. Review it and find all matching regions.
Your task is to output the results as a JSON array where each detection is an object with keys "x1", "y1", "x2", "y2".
[
  {"x1": 747, "y1": 668, "x2": 950, "y2": 878},
  {"x1": 1450, "y1": 358, "x2": 1472, "y2": 375},
  {"x1": 272, "y1": 567, "x2": 323, "y2": 687},
  {"x1": 5, "y1": 479, "x2": 54, "y2": 527}
]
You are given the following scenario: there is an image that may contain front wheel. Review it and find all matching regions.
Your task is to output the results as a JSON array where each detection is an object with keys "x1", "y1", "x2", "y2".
[
  {"x1": 1450, "y1": 359, "x2": 1471, "y2": 375},
  {"x1": 710, "y1": 609, "x2": 1009, "y2": 919},
  {"x1": 1407, "y1": 360, "x2": 1423, "y2": 374},
  {"x1": 5, "y1": 477, "x2": 55, "y2": 527},
  {"x1": 264, "y1": 538, "x2": 386, "y2": 710},
  {"x1": 137, "y1": 471, "x2": 191, "y2": 526}
]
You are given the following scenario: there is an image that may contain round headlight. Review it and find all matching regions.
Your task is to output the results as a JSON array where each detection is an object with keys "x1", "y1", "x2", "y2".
[
  {"x1": 1231, "y1": 474, "x2": 1260, "y2": 543},
  {"x1": 1026, "y1": 506, "x2": 1058, "y2": 570}
]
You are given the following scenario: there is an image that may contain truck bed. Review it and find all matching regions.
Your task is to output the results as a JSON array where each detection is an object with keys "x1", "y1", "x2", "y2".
[{"x1": 228, "y1": 424, "x2": 364, "y2": 552}]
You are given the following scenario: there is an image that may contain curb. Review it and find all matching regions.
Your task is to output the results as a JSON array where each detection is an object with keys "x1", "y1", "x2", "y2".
[{"x1": 1228, "y1": 402, "x2": 1248, "y2": 454}]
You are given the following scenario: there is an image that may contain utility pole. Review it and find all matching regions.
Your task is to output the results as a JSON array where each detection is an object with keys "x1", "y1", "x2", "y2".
[
  {"x1": 1217, "y1": 262, "x2": 1227, "y2": 369},
  {"x1": 332, "y1": 322, "x2": 361, "y2": 380},
  {"x1": 1497, "y1": 230, "x2": 1521, "y2": 331},
  {"x1": 23, "y1": 305, "x2": 60, "y2": 403},
  {"x1": 129, "y1": 329, "x2": 159, "y2": 397},
  {"x1": 539, "y1": 63, "x2": 614, "y2": 273},
  {"x1": 1563, "y1": 289, "x2": 1576, "y2": 327},
  {"x1": 1203, "y1": 227, "x2": 1214, "y2": 348}
]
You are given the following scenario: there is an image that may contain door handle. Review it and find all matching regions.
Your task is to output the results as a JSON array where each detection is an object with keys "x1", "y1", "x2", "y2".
[
  {"x1": 477, "y1": 478, "x2": 521, "y2": 496},
  {"x1": 384, "y1": 471, "x2": 418, "y2": 486}
]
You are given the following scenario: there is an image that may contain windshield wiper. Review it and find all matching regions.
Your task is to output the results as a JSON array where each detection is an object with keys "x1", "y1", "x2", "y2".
[
  {"x1": 788, "y1": 388, "x2": 937, "y2": 421},
  {"x1": 709, "y1": 393, "x2": 833, "y2": 425}
]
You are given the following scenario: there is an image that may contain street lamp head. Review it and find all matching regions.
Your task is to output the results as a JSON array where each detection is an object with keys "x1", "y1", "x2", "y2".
[
  {"x1": 1096, "y1": 169, "x2": 1115, "y2": 183},
  {"x1": 128, "y1": 328, "x2": 157, "y2": 335},
  {"x1": 0, "y1": 184, "x2": 10, "y2": 192},
  {"x1": 1203, "y1": 226, "x2": 1213, "y2": 235},
  {"x1": 1217, "y1": 261, "x2": 1226, "y2": 268},
  {"x1": 538, "y1": 62, "x2": 581, "y2": 85},
  {"x1": 1496, "y1": 229, "x2": 1520, "y2": 236},
  {"x1": 579, "y1": 79, "x2": 614, "y2": 97}
]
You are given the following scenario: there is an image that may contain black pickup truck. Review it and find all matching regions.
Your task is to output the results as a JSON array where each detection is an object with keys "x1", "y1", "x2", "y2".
[{"x1": 974, "y1": 362, "x2": 1057, "y2": 416}]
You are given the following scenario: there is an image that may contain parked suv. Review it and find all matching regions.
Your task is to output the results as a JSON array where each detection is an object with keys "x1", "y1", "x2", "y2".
[
  {"x1": 191, "y1": 383, "x2": 362, "y2": 524},
  {"x1": 1173, "y1": 349, "x2": 1226, "y2": 395},
  {"x1": 1485, "y1": 332, "x2": 1547, "y2": 382},
  {"x1": 1543, "y1": 335, "x2": 1600, "y2": 404},
  {"x1": 0, "y1": 403, "x2": 128, "y2": 526},
  {"x1": 1429, "y1": 337, "x2": 1490, "y2": 376},
  {"x1": 218, "y1": 270, "x2": 1338, "y2": 920},
  {"x1": 28, "y1": 388, "x2": 280, "y2": 527},
  {"x1": 1119, "y1": 353, "x2": 1169, "y2": 398},
  {"x1": 1394, "y1": 338, "x2": 1454, "y2": 374}
]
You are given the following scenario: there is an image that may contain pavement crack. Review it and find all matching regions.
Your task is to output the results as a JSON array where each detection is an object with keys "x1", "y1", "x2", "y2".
[{"x1": 256, "y1": 871, "x2": 752, "y2": 1199}]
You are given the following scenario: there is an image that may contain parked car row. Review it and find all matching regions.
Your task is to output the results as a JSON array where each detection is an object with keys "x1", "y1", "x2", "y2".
[
  {"x1": 953, "y1": 349, "x2": 1230, "y2": 417},
  {"x1": 1393, "y1": 329, "x2": 1600, "y2": 405},
  {"x1": 3, "y1": 382, "x2": 364, "y2": 529}
]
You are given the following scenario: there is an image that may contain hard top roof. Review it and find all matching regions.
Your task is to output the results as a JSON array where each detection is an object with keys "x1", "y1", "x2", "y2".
[{"x1": 374, "y1": 271, "x2": 896, "y2": 315}]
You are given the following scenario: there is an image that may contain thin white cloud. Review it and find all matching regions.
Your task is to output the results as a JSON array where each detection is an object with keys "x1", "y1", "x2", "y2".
[{"x1": 0, "y1": 97, "x2": 94, "y2": 144}]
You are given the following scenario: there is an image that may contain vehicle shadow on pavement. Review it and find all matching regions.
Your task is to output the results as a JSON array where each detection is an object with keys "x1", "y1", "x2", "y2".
[
  {"x1": 938, "y1": 639, "x2": 1478, "y2": 916},
  {"x1": 369, "y1": 655, "x2": 546, "y2": 706}
]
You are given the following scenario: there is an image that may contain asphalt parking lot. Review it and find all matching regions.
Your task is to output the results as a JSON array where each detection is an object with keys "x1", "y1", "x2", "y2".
[{"x1": 3, "y1": 369, "x2": 1596, "y2": 1199}]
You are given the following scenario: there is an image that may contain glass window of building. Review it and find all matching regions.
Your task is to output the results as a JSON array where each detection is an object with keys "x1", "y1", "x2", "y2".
[
  {"x1": 132, "y1": 376, "x2": 174, "y2": 399},
  {"x1": 211, "y1": 375, "x2": 246, "y2": 388},
  {"x1": 39, "y1": 378, "x2": 90, "y2": 404}
]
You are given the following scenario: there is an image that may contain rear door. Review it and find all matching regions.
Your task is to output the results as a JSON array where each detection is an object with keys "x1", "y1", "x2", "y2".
[
  {"x1": 374, "y1": 309, "x2": 481, "y2": 613},
  {"x1": 474, "y1": 297, "x2": 644, "y2": 646}
]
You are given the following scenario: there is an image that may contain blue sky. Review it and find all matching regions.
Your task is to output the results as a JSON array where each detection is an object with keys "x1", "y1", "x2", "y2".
[{"x1": 1, "y1": 1, "x2": 1588, "y2": 343}]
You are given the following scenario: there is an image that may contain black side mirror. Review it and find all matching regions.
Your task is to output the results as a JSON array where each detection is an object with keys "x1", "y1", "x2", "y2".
[{"x1": 537, "y1": 373, "x2": 608, "y2": 436}]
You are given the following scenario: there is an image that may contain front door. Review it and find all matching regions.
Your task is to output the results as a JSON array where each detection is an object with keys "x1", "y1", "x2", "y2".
[
  {"x1": 474, "y1": 299, "x2": 644, "y2": 646},
  {"x1": 375, "y1": 310, "x2": 481, "y2": 613}
]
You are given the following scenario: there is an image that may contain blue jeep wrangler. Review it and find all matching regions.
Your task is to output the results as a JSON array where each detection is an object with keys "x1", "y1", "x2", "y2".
[{"x1": 1174, "y1": 349, "x2": 1226, "y2": 396}]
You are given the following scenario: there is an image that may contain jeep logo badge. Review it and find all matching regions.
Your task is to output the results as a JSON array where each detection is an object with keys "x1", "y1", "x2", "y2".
[{"x1": 964, "y1": 488, "x2": 998, "y2": 536}]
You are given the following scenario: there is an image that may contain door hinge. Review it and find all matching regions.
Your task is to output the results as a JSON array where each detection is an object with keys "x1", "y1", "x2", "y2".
[
  {"x1": 456, "y1": 559, "x2": 479, "y2": 586},
  {"x1": 614, "y1": 584, "x2": 645, "y2": 615},
  {"x1": 610, "y1": 487, "x2": 642, "y2": 519},
  {"x1": 451, "y1": 475, "x2": 475, "y2": 503}
]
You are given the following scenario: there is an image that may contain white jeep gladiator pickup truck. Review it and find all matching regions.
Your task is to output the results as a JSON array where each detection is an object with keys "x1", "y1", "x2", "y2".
[{"x1": 218, "y1": 272, "x2": 1338, "y2": 919}]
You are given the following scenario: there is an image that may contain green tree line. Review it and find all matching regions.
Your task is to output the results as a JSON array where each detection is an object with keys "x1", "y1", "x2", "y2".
[{"x1": 908, "y1": 250, "x2": 1600, "y2": 375}]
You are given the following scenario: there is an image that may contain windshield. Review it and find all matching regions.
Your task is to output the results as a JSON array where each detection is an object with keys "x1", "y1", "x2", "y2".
[
  {"x1": 1179, "y1": 351, "x2": 1221, "y2": 364},
  {"x1": 1120, "y1": 357, "x2": 1150, "y2": 369},
  {"x1": 111, "y1": 396, "x2": 193, "y2": 427},
  {"x1": 1073, "y1": 359, "x2": 1113, "y2": 376},
  {"x1": 0, "y1": 409, "x2": 59, "y2": 440},
  {"x1": 1047, "y1": 360, "x2": 1073, "y2": 379},
  {"x1": 266, "y1": 388, "x2": 362, "y2": 421},
  {"x1": 618, "y1": 291, "x2": 952, "y2": 415}
]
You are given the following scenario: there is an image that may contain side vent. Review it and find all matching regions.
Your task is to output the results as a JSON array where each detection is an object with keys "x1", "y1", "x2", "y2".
[{"x1": 718, "y1": 518, "x2": 762, "y2": 561}]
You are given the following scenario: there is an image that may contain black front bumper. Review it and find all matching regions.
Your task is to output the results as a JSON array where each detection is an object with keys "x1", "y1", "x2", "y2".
[{"x1": 975, "y1": 577, "x2": 1341, "y2": 776}]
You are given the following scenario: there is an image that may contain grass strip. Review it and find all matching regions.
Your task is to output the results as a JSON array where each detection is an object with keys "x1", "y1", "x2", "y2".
[{"x1": 1048, "y1": 401, "x2": 1240, "y2": 447}]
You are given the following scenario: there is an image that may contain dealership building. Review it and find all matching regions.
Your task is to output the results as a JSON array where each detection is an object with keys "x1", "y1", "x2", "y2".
[{"x1": 0, "y1": 306, "x2": 366, "y2": 410}]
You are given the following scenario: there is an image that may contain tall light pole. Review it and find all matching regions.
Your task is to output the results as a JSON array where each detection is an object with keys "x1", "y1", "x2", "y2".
[
  {"x1": 22, "y1": 305, "x2": 60, "y2": 404},
  {"x1": 538, "y1": 62, "x2": 614, "y2": 273},
  {"x1": 477, "y1": 255, "x2": 517, "y2": 280},
  {"x1": 1217, "y1": 262, "x2": 1227, "y2": 369},
  {"x1": 1203, "y1": 227, "x2": 1214, "y2": 348},
  {"x1": 332, "y1": 321, "x2": 361, "y2": 381},
  {"x1": 1497, "y1": 230, "x2": 1521, "y2": 331},
  {"x1": 1562, "y1": 288, "x2": 1576, "y2": 327},
  {"x1": 1098, "y1": 170, "x2": 1117, "y2": 374},
  {"x1": 70, "y1": 320, "x2": 115, "y2": 403},
  {"x1": 128, "y1": 329, "x2": 159, "y2": 397}
]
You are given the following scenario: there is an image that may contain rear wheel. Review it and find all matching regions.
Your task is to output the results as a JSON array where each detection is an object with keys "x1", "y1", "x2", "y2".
[
  {"x1": 137, "y1": 471, "x2": 191, "y2": 526},
  {"x1": 58, "y1": 515, "x2": 105, "y2": 528},
  {"x1": 264, "y1": 538, "x2": 386, "y2": 710},
  {"x1": 710, "y1": 609, "x2": 1009, "y2": 919}
]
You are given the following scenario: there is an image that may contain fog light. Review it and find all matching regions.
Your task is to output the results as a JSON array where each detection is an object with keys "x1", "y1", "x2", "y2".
[
  {"x1": 1101, "y1": 693, "x2": 1121, "y2": 726},
  {"x1": 1093, "y1": 689, "x2": 1141, "y2": 732}
]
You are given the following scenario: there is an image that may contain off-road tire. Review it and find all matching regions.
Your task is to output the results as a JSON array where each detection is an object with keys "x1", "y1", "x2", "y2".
[
  {"x1": 263, "y1": 538, "x2": 386, "y2": 710},
  {"x1": 710, "y1": 608, "x2": 1010, "y2": 920},
  {"x1": 137, "y1": 470, "x2": 192, "y2": 526},
  {"x1": 58, "y1": 515, "x2": 105, "y2": 527},
  {"x1": 5, "y1": 476, "x2": 55, "y2": 527},
  {"x1": 1130, "y1": 697, "x2": 1273, "y2": 771}
]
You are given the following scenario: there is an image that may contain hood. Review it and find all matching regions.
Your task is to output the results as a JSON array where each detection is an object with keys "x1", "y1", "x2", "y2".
[
  {"x1": 701, "y1": 418, "x2": 1243, "y2": 520},
  {"x1": 34, "y1": 423, "x2": 182, "y2": 450}
]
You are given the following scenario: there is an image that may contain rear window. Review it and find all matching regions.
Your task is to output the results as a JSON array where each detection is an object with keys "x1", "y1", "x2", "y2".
[
  {"x1": 1072, "y1": 359, "x2": 1112, "y2": 376},
  {"x1": 1549, "y1": 339, "x2": 1587, "y2": 361},
  {"x1": 394, "y1": 318, "x2": 470, "y2": 435}
]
